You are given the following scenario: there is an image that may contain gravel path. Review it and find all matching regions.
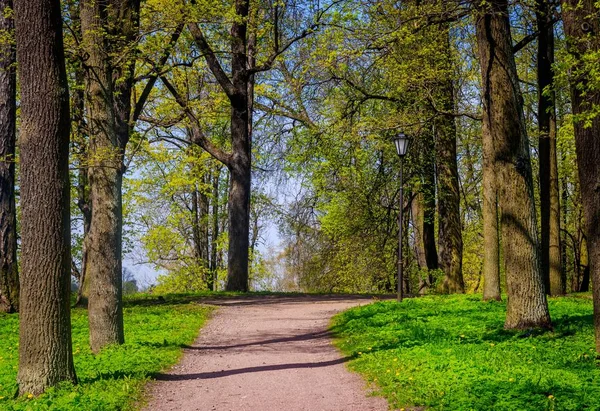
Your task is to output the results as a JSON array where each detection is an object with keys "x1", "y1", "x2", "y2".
[{"x1": 143, "y1": 295, "x2": 390, "y2": 411}]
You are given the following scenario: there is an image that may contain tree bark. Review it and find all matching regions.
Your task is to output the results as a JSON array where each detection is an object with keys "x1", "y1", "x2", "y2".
[
  {"x1": 475, "y1": 0, "x2": 551, "y2": 328},
  {"x1": 226, "y1": 122, "x2": 251, "y2": 292},
  {"x1": 411, "y1": 193, "x2": 430, "y2": 270},
  {"x1": 435, "y1": 84, "x2": 465, "y2": 294},
  {"x1": 482, "y1": 136, "x2": 501, "y2": 301},
  {"x1": 536, "y1": 0, "x2": 563, "y2": 295},
  {"x1": 562, "y1": 0, "x2": 600, "y2": 351},
  {"x1": 0, "y1": 0, "x2": 18, "y2": 313},
  {"x1": 14, "y1": 0, "x2": 77, "y2": 394},
  {"x1": 80, "y1": 0, "x2": 139, "y2": 352},
  {"x1": 224, "y1": 0, "x2": 252, "y2": 292}
]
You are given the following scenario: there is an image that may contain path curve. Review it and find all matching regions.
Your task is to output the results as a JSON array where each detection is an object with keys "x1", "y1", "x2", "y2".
[{"x1": 144, "y1": 295, "x2": 390, "y2": 411}]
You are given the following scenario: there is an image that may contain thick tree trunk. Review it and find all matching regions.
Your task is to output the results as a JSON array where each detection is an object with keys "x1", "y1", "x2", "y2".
[
  {"x1": 475, "y1": 0, "x2": 551, "y2": 329},
  {"x1": 81, "y1": 0, "x2": 139, "y2": 352},
  {"x1": 436, "y1": 83, "x2": 465, "y2": 294},
  {"x1": 81, "y1": 0, "x2": 124, "y2": 352},
  {"x1": 481, "y1": 140, "x2": 501, "y2": 301},
  {"x1": 0, "y1": 0, "x2": 18, "y2": 313},
  {"x1": 14, "y1": 0, "x2": 77, "y2": 394},
  {"x1": 224, "y1": 0, "x2": 252, "y2": 292},
  {"x1": 536, "y1": 0, "x2": 563, "y2": 295},
  {"x1": 562, "y1": 0, "x2": 600, "y2": 351},
  {"x1": 226, "y1": 105, "x2": 251, "y2": 291}
]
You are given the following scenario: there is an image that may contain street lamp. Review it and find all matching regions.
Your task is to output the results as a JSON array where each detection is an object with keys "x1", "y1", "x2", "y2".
[{"x1": 393, "y1": 132, "x2": 411, "y2": 302}]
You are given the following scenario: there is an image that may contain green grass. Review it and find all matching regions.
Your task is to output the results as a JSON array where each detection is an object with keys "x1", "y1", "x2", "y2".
[
  {"x1": 331, "y1": 294, "x2": 600, "y2": 411},
  {"x1": 0, "y1": 295, "x2": 213, "y2": 410}
]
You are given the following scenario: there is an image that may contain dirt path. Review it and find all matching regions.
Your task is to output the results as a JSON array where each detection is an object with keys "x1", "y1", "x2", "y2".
[{"x1": 143, "y1": 295, "x2": 390, "y2": 411}]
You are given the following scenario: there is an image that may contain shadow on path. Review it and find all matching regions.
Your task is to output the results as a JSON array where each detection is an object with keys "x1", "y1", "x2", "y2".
[
  {"x1": 153, "y1": 357, "x2": 351, "y2": 381},
  {"x1": 184, "y1": 330, "x2": 331, "y2": 351}
]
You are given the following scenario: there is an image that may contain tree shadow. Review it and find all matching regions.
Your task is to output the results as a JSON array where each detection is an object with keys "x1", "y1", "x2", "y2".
[
  {"x1": 184, "y1": 329, "x2": 332, "y2": 351},
  {"x1": 152, "y1": 357, "x2": 351, "y2": 381}
]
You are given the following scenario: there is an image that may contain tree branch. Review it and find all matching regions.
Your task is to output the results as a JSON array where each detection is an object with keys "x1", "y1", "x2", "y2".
[
  {"x1": 426, "y1": 95, "x2": 482, "y2": 121},
  {"x1": 160, "y1": 76, "x2": 232, "y2": 166},
  {"x1": 249, "y1": 25, "x2": 318, "y2": 74},
  {"x1": 133, "y1": 23, "x2": 185, "y2": 122},
  {"x1": 188, "y1": 22, "x2": 236, "y2": 98}
]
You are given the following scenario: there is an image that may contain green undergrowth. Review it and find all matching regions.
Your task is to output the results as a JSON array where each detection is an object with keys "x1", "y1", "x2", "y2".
[
  {"x1": 0, "y1": 295, "x2": 213, "y2": 410},
  {"x1": 331, "y1": 294, "x2": 600, "y2": 410}
]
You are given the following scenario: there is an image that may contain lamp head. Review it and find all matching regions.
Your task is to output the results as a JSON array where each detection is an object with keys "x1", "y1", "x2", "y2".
[{"x1": 393, "y1": 132, "x2": 411, "y2": 157}]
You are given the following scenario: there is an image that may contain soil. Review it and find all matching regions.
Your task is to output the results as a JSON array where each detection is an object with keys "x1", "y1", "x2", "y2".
[{"x1": 143, "y1": 294, "x2": 391, "y2": 411}]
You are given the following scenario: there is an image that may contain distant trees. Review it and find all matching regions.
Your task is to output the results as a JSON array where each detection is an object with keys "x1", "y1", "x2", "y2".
[
  {"x1": 0, "y1": 0, "x2": 18, "y2": 313},
  {"x1": 14, "y1": 0, "x2": 77, "y2": 394}
]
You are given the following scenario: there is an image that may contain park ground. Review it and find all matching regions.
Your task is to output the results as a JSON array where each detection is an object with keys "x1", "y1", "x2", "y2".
[{"x1": 0, "y1": 293, "x2": 599, "y2": 410}]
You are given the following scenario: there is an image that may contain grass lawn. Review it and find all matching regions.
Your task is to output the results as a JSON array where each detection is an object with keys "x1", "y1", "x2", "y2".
[
  {"x1": 331, "y1": 294, "x2": 600, "y2": 411},
  {"x1": 0, "y1": 295, "x2": 213, "y2": 410}
]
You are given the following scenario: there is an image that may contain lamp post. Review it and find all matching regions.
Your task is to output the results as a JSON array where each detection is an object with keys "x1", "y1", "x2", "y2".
[{"x1": 393, "y1": 132, "x2": 411, "y2": 302}]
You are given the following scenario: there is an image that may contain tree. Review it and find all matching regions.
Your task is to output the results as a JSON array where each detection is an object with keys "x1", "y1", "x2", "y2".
[
  {"x1": 0, "y1": 0, "x2": 18, "y2": 313},
  {"x1": 561, "y1": 0, "x2": 600, "y2": 351},
  {"x1": 536, "y1": 0, "x2": 563, "y2": 295},
  {"x1": 14, "y1": 0, "x2": 77, "y2": 394},
  {"x1": 161, "y1": 0, "x2": 324, "y2": 291},
  {"x1": 475, "y1": 0, "x2": 551, "y2": 329},
  {"x1": 435, "y1": 17, "x2": 464, "y2": 294}
]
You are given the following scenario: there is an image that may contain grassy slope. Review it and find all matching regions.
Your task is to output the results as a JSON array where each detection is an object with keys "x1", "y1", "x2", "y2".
[
  {"x1": 0, "y1": 296, "x2": 213, "y2": 410},
  {"x1": 331, "y1": 294, "x2": 600, "y2": 411}
]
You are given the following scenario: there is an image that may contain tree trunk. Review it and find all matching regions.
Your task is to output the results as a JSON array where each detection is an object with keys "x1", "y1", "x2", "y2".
[
  {"x1": 436, "y1": 84, "x2": 465, "y2": 294},
  {"x1": 475, "y1": 0, "x2": 551, "y2": 329},
  {"x1": 562, "y1": 0, "x2": 600, "y2": 351},
  {"x1": 482, "y1": 133, "x2": 501, "y2": 301},
  {"x1": 80, "y1": 0, "x2": 139, "y2": 352},
  {"x1": 411, "y1": 193, "x2": 429, "y2": 270},
  {"x1": 536, "y1": 0, "x2": 563, "y2": 295},
  {"x1": 226, "y1": 107, "x2": 251, "y2": 291},
  {"x1": 224, "y1": 0, "x2": 252, "y2": 292},
  {"x1": 0, "y1": 0, "x2": 18, "y2": 313},
  {"x1": 14, "y1": 0, "x2": 77, "y2": 394}
]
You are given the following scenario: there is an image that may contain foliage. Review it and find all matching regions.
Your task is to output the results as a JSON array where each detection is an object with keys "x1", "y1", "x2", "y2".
[
  {"x1": 0, "y1": 296, "x2": 212, "y2": 410},
  {"x1": 331, "y1": 294, "x2": 600, "y2": 410}
]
